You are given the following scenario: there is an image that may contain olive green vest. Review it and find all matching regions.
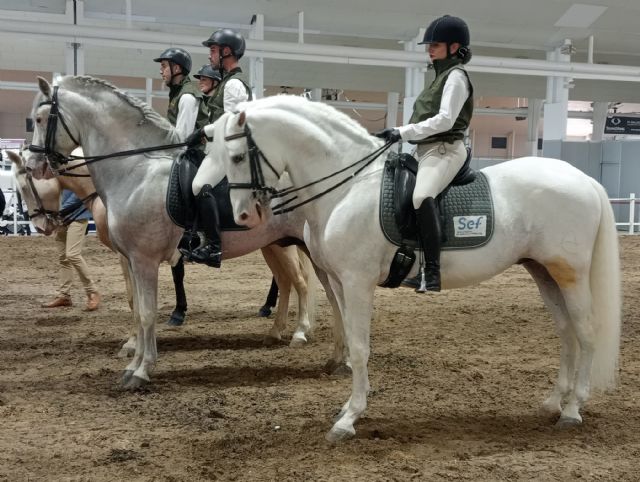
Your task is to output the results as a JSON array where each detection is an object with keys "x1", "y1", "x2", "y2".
[
  {"x1": 208, "y1": 68, "x2": 252, "y2": 123},
  {"x1": 167, "y1": 77, "x2": 209, "y2": 130},
  {"x1": 408, "y1": 58, "x2": 474, "y2": 144}
]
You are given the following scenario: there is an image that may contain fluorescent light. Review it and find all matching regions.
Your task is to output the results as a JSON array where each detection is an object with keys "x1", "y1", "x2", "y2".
[{"x1": 554, "y1": 4, "x2": 607, "y2": 28}]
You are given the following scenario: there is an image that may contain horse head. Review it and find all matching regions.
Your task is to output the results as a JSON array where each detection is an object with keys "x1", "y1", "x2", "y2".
[
  {"x1": 25, "y1": 76, "x2": 80, "y2": 180},
  {"x1": 7, "y1": 150, "x2": 62, "y2": 235},
  {"x1": 218, "y1": 109, "x2": 285, "y2": 229}
]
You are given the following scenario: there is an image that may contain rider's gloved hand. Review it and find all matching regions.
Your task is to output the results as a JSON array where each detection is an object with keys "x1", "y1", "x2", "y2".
[
  {"x1": 373, "y1": 128, "x2": 402, "y2": 144},
  {"x1": 185, "y1": 127, "x2": 206, "y2": 148}
]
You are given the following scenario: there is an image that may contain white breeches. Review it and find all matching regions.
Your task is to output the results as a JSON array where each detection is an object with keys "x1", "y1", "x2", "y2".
[{"x1": 412, "y1": 139, "x2": 467, "y2": 209}]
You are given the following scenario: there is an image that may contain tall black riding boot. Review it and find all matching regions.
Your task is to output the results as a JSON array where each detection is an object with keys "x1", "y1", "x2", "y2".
[
  {"x1": 415, "y1": 197, "x2": 442, "y2": 292},
  {"x1": 190, "y1": 184, "x2": 222, "y2": 268}
]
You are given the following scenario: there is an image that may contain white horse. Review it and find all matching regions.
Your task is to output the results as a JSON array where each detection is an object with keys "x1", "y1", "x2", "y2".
[
  {"x1": 210, "y1": 95, "x2": 621, "y2": 442},
  {"x1": 8, "y1": 149, "x2": 317, "y2": 355},
  {"x1": 25, "y1": 77, "x2": 349, "y2": 389}
]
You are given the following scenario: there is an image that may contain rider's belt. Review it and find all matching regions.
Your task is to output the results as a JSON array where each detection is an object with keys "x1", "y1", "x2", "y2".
[{"x1": 409, "y1": 131, "x2": 464, "y2": 145}]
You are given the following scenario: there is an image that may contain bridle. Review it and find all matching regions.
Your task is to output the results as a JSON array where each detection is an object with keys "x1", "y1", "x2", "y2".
[
  {"x1": 16, "y1": 166, "x2": 99, "y2": 227},
  {"x1": 224, "y1": 123, "x2": 394, "y2": 215},
  {"x1": 27, "y1": 85, "x2": 188, "y2": 174},
  {"x1": 15, "y1": 166, "x2": 60, "y2": 224},
  {"x1": 28, "y1": 85, "x2": 81, "y2": 169}
]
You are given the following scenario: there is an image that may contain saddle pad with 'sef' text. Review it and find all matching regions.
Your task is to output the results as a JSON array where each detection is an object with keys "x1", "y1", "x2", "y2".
[{"x1": 379, "y1": 158, "x2": 495, "y2": 250}]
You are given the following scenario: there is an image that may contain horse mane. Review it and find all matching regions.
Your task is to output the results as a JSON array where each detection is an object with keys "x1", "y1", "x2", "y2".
[
  {"x1": 57, "y1": 75, "x2": 176, "y2": 137},
  {"x1": 240, "y1": 95, "x2": 380, "y2": 148}
]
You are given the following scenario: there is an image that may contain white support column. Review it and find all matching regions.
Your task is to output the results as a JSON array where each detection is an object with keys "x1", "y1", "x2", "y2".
[
  {"x1": 401, "y1": 29, "x2": 425, "y2": 152},
  {"x1": 145, "y1": 77, "x2": 153, "y2": 108},
  {"x1": 249, "y1": 14, "x2": 264, "y2": 99},
  {"x1": 542, "y1": 40, "x2": 571, "y2": 141},
  {"x1": 298, "y1": 11, "x2": 304, "y2": 44},
  {"x1": 65, "y1": 42, "x2": 84, "y2": 75},
  {"x1": 526, "y1": 98, "x2": 543, "y2": 156},
  {"x1": 125, "y1": 0, "x2": 133, "y2": 28},
  {"x1": 591, "y1": 101, "x2": 608, "y2": 142},
  {"x1": 310, "y1": 88, "x2": 323, "y2": 102},
  {"x1": 385, "y1": 92, "x2": 399, "y2": 128}
]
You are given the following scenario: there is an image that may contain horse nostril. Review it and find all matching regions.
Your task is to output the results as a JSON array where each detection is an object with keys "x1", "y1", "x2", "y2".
[{"x1": 239, "y1": 212, "x2": 249, "y2": 221}]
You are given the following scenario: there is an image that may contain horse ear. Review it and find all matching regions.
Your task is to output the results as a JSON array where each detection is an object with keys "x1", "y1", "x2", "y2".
[
  {"x1": 6, "y1": 150, "x2": 22, "y2": 167},
  {"x1": 37, "y1": 76, "x2": 52, "y2": 98},
  {"x1": 237, "y1": 111, "x2": 246, "y2": 127}
]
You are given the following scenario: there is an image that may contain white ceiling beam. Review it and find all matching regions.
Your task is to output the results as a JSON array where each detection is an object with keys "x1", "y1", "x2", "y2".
[{"x1": 2, "y1": 18, "x2": 640, "y2": 83}]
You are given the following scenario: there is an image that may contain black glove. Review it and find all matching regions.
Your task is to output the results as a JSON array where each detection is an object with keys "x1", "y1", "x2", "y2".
[
  {"x1": 374, "y1": 128, "x2": 402, "y2": 143},
  {"x1": 185, "y1": 127, "x2": 206, "y2": 148}
]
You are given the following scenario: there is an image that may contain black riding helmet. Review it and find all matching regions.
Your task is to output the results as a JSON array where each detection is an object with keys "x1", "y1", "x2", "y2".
[
  {"x1": 419, "y1": 15, "x2": 471, "y2": 62},
  {"x1": 419, "y1": 15, "x2": 470, "y2": 46},
  {"x1": 193, "y1": 64, "x2": 222, "y2": 82},
  {"x1": 153, "y1": 48, "x2": 192, "y2": 74},
  {"x1": 202, "y1": 28, "x2": 246, "y2": 60}
]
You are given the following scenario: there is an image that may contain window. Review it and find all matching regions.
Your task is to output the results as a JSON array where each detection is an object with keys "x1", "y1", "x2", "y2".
[
  {"x1": 537, "y1": 138, "x2": 543, "y2": 150},
  {"x1": 491, "y1": 136, "x2": 507, "y2": 149},
  {"x1": 25, "y1": 118, "x2": 34, "y2": 133}
]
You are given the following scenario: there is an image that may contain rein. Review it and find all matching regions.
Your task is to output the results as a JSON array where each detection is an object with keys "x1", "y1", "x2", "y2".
[
  {"x1": 225, "y1": 124, "x2": 394, "y2": 215},
  {"x1": 28, "y1": 85, "x2": 188, "y2": 173}
]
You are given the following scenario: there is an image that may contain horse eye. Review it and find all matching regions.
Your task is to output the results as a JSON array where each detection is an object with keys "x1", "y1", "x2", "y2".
[
  {"x1": 232, "y1": 153, "x2": 245, "y2": 164},
  {"x1": 36, "y1": 117, "x2": 42, "y2": 124}
]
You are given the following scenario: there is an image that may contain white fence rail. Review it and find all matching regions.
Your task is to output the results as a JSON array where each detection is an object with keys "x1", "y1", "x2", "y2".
[
  {"x1": 611, "y1": 192, "x2": 639, "y2": 234},
  {"x1": 3, "y1": 188, "x2": 640, "y2": 236}
]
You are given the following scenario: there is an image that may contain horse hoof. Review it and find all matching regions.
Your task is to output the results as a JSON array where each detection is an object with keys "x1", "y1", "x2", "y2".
[
  {"x1": 289, "y1": 334, "x2": 308, "y2": 348},
  {"x1": 116, "y1": 347, "x2": 134, "y2": 359},
  {"x1": 123, "y1": 375, "x2": 149, "y2": 392},
  {"x1": 554, "y1": 415, "x2": 582, "y2": 429},
  {"x1": 325, "y1": 426, "x2": 355, "y2": 444},
  {"x1": 324, "y1": 360, "x2": 352, "y2": 377},
  {"x1": 258, "y1": 305, "x2": 272, "y2": 317},
  {"x1": 120, "y1": 370, "x2": 135, "y2": 387},
  {"x1": 167, "y1": 310, "x2": 186, "y2": 327}
]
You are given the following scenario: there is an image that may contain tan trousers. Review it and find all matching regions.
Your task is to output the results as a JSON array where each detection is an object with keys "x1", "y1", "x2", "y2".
[
  {"x1": 412, "y1": 139, "x2": 467, "y2": 209},
  {"x1": 55, "y1": 220, "x2": 98, "y2": 297}
]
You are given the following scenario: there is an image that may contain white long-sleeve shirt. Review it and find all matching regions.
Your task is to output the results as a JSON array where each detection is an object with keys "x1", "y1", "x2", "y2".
[
  {"x1": 174, "y1": 93, "x2": 199, "y2": 141},
  {"x1": 397, "y1": 69, "x2": 470, "y2": 142},
  {"x1": 223, "y1": 78, "x2": 250, "y2": 113}
]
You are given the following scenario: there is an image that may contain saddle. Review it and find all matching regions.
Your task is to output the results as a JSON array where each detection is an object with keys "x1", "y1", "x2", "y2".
[
  {"x1": 379, "y1": 149, "x2": 494, "y2": 251},
  {"x1": 166, "y1": 150, "x2": 248, "y2": 231}
]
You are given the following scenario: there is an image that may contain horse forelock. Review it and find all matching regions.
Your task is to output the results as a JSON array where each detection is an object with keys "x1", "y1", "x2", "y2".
[{"x1": 57, "y1": 75, "x2": 177, "y2": 140}]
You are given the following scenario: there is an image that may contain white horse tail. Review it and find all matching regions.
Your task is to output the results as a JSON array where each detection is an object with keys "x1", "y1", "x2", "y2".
[
  {"x1": 298, "y1": 246, "x2": 317, "y2": 329},
  {"x1": 588, "y1": 178, "x2": 622, "y2": 392}
]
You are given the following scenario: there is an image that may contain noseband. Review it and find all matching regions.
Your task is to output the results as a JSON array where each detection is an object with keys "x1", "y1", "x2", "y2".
[{"x1": 28, "y1": 85, "x2": 80, "y2": 169}]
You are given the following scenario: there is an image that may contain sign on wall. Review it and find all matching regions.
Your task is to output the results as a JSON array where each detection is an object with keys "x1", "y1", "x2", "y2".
[{"x1": 604, "y1": 116, "x2": 640, "y2": 135}]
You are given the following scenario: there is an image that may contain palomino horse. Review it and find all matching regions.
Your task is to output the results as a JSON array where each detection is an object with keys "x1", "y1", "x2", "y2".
[
  {"x1": 8, "y1": 149, "x2": 316, "y2": 355},
  {"x1": 210, "y1": 95, "x2": 621, "y2": 442},
  {"x1": 25, "y1": 76, "x2": 348, "y2": 389}
]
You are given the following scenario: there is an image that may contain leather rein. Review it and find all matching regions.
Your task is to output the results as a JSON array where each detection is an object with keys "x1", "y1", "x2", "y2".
[
  {"x1": 224, "y1": 124, "x2": 394, "y2": 215},
  {"x1": 27, "y1": 85, "x2": 188, "y2": 176}
]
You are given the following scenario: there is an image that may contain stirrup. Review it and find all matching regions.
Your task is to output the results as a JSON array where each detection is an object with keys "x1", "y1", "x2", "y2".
[{"x1": 190, "y1": 244, "x2": 222, "y2": 268}]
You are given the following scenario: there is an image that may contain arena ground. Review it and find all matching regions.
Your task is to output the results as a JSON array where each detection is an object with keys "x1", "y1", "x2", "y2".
[{"x1": 0, "y1": 235, "x2": 638, "y2": 481}]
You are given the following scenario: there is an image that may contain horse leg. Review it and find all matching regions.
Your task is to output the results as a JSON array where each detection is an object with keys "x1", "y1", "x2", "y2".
[
  {"x1": 555, "y1": 276, "x2": 595, "y2": 427},
  {"x1": 121, "y1": 258, "x2": 160, "y2": 390},
  {"x1": 117, "y1": 253, "x2": 137, "y2": 358},
  {"x1": 168, "y1": 256, "x2": 187, "y2": 326},
  {"x1": 261, "y1": 245, "x2": 291, "y2": 345},
  {"x1": 259, "y1": 277, "x2": 279, "y2": 317},
  {"x1": 524, "y1": 261, "x2": 577, "y2": 417},
  {"x1": 314, "y1": 267, "x2": 349, "y2": 376},
  {"x1": 325, "y1": 275, "x2": 375, "y2": 443},
  {"x1": 276, "y1": 245, "x2": 312, "y2": 347}
]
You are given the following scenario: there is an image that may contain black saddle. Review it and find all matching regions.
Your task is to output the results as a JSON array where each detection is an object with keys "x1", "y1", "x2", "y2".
[{"x1": 166, "y1": 150, "x2": 247, "y2": 231}]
